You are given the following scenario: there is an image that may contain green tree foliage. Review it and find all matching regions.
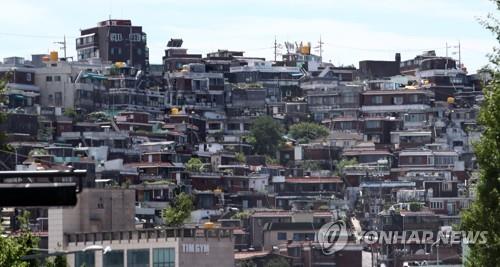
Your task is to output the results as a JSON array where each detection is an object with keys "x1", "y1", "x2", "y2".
[
  {"x1": 302, "y1": 160, "x2": 321, "y2": 171},
  {"x1": 288, "y1": 122, "x2": 329, "y2": 144},
  {"x1": 461, "y1": 2, "x2": 500, "y2": 265},
  {"x1": 86, "y1": 111, "x2": 109, "y2": 122},
  {"x1": 0, "y1": 210, "x2": 40, "y2": 267},
  {"x1": 162, "y1": 192, "x2": 193, "y2": 226},
  {"x1": 45, "y1": 255, "x2": 68, "y2": 267},
  {"x1": 235, "y1": 152, "x2": 246, "y2": 164},
  {"x1": 249, "y1": 116, "x2": 283, "y2": 156},
  {"x1": 0, "y1": 78, "x2": 9, "y2": 150},
  {"x1": 264, "y1": 257, "x2": 290, "y2": 267},
  {"x1": 334, "y1": 158, "x2": 358, "y2": 176},
  {"x1": 185, "y1": 158, "x2": 204, "y2": 172}
]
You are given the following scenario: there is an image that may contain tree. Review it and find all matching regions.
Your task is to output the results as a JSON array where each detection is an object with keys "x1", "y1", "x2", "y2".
[
  {"x1": 0, "y1": 77, "x2": 10, "y2": 151},
  {"x1": 185, "y1": 158, "x2": 204, "y2": 172},
  {"x1": 235, "y1": 152, "x2": 246, "y2": 164},
  {"x1": 0, "y1": 210, "x2": 40, "y2": 267},
  {"x1": 461, "y1": 3, "x2": 500, "y2": 265},
  {"x1": 46, "y1": 255, "x2": 68, "y2": 267},
  {"x1": 302, "y1": 160, "x2": 321, "y2": 171},
  {"x1": 162, "y1": 192, "x2": 193, "y2": 226},
  {"x1": 249, "y1": 116, "x2": 283, "y2": 156},
  {"x1": 264, "y1": 257, "x2": 290, "y2": 267},
  {"x1": 334, "y1": 158, "x2": 358, "y2": 176},
  {"x1": 288, "y1": 122, "x2": 329, "y2": 144}
]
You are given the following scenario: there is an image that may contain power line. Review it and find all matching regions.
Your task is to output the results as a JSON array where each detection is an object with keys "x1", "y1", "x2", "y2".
[
  {"x1": 323, "y1": 42, "x2": 448, "y2": 53},
  {"x1": 0, "y1": 32, "x2": 76, "y2": 39}
]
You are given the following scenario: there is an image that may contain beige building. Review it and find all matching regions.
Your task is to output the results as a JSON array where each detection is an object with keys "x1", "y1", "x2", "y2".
[
  {"x1": 63, "y1": 228, "x2": 235, "y2": 267},
  {"x1": 48, "y1": 188, "x2": 136, "y2": 251}
]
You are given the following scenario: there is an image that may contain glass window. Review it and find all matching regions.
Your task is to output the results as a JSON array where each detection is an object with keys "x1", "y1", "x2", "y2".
[
  {"x1": 103, "y1": 250, "x2": 124, "y2": 267},
  {"x1": 127, "y1": 249, "x2": 149, "y2": 267},
  {"x1": 371, "y1": 95, "x2": 383, "y2": 104},
  {"x1": 393, "y1": 96, "x2": 403, "y2": 105},
  {"x1": 277, "y1": 232, "x2": 287, "y2": 240},
  {"x1": 366, "y1": 120, "x2": 381, "y2": 129},
  {"x1": 153, "y1": 248, "x2": 175, "y2": 267},
  {"x1": 75, "y1": 251, "x2": 95, "y2": 267},
  {"x1": 110, "y1": 33, "x2": 123, "y2": 42},
  {"x1": 54, "y1": 76, "x2": 61, "y2": 82},
  {"x1": 46, "y1": 76, "x2": 53, "y2": 82}
]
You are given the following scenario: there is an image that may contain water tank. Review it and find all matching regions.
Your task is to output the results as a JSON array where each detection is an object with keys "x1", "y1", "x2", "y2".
[
  {"x1": 49, "y1": 51, "x2": 58, "y2": 61},
  {"x1": 203, "y1": 222, "x2": 215, "y2": 229}
]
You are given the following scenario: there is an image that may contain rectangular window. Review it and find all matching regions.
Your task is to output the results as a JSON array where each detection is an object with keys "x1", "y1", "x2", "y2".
[
  {"x1": 227, "y1": 123, "x2": 239, "y2": 131},
  {"x1": 277, "y1": 232, "x2": 287, "y2": 240},
  {"x1": 393, "y1": 96, "x2": 403, "y2": 105},
  {"x1": 129, "y1": 33, "x2": 142, "y2": 42},
  {"x1": 371, "y1": 95, "x2": 383, "y2": 104},
  {"x1": 409, "y1": 94, "x2": 419, "y2": 103},
  {"x1": 366, "y1": 120, "x2": 381, "y2": 129},
  {"x1": 208, "y1": 123, "x2": 221, "y2": 130},
  {"x1": 75, "y1": 251, "x2": 95, "y2": 267},
  {"x1": 55, "y1": 92, "x2": 63, "y2": 106},
  {"x1": 127, "y1": 249, "x2": 149, "y2": 267},
  {"x1": 46, "y1": 76, "x2": 53, "y2": 82},
  {"x1": 103, "y1": 250, "x2": 124, "y2": 267},
  {"x1": 153, "y1": 248, "x2": 175, "y2": 267},
  {"x1": 110, "y1": 33, "x2": 123, "y2": 42},
  {"x1": 54, "y1": 76, "x2": 61, "y2": 82}
]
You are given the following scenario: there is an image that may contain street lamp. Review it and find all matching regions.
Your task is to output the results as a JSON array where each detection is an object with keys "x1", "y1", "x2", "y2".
[{"x1": 431, "y1": 240, "x2": 440, "y2": 266}]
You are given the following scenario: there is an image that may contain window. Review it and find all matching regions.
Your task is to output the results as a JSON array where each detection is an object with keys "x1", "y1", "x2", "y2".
[
  {"x1": 409, "y1": 94, "x2": 419, "y2": 103},
  {"x1": 54, "y1": 76, "x2": 61, "y2": 82},
  {"x1": 110, "y1": 33, "x2": 123, "y2": 42},
  {"x1": 46, "y1": 76, "x2": 53, "y2": 82},
  {"x1": 75, "y1": 251, "x2": 95, "y2": 267},
  {"x1": 153, "y1": 248, "x2": 175, "y2": 267},
  {"x1": 127, "y1": 249, "x2": 149, "y2": 267},
  {"x1": 366, "y1": 120, "x2": 381, "y2": 129},
  {"x1": 305, "y1": 233, "x2": 315, "y2": 241},
  {"x1": 277, "y1": 232, "x2": 287, "y2": 240},
  {"x1": 371, "y1": 95, "x2": 383, "y2": 104},
  {"x1": 103, "y1": 250, "x2": 124, "y2": 267},
  {"x1": 342, "y1": 92, "x2": 355, "y2": 104},
  {"x1": 26, "y1": 73, "x2": 32, "y2": 82},
  {"x1": 393, "y1": 96, "x2": 403, "y2": 105},
  {"x1": 129, "y1": 33, "x2": 142, "y2": 42},
  {"x1": 227, "y1": 123, "x2": 239, "y2": 131},
  {"x1": 208, "y1": 123, "x2": 221, "y2": 130},
  {"x1": 431, "y1": 201, "x2": 443, "y2": 209},
  {"x1": 55, "y1": 92, "x2": 63, "y2": 106},
  {"x1": 137, "y1": 48, "x2": 142, "y2": 55}
]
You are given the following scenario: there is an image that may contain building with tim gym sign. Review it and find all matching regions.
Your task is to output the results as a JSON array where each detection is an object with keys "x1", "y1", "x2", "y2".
[
  {"x1": 58, "y1": 227, "x2": 234, "y2": 267},
  {"x1": 47, "y1": 189, "x2": 234, "y2": 267}
]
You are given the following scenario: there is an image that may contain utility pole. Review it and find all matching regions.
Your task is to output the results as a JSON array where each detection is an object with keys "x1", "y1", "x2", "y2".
[
  {"x1": 273, "y1": 36, "x2": 278, "y2": 62},
  {"x1": 318, "y1": 35, "x2": 324, "y2": 60},
  {"x1": 54, "y1": 35, "x2": 67, "y2": 59},
  {"x1": 458, "y1": 41, "x2": 461, "y2": 69},
  {"x1": 129, "y1": 24, "x2": 133, "y2": 66}
]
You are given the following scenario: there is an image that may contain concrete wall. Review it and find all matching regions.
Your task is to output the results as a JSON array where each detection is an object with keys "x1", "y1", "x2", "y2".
[{"x1": 48, "y1": 188, "x2": 135, "y2": 251}]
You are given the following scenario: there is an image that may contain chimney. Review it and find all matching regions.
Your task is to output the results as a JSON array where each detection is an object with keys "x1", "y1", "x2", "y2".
[{"x1": 395, "y1": 53, "x2": 401, "y2": 63}]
